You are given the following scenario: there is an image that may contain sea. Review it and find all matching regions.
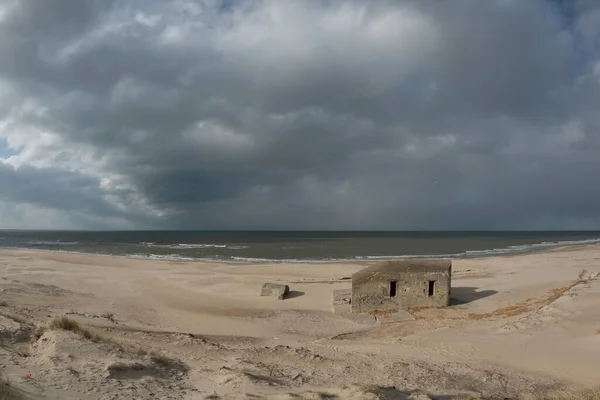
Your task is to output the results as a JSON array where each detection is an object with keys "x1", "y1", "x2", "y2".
[{"x1": 0, "y1": 231, "x2": 599, "y2": 263}]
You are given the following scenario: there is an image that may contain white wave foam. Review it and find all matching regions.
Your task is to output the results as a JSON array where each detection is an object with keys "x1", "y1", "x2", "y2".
[
  {"x1": 177, "y1": 243, "x2": 226, "y2": 249},
  {"x1": 128, "y1": 253, "x2": 197, "y2": 261},
  {"x1": 26, "y1": 240, "x2": 80, "y2": 246},
  {"x1": 2, "y1": 248, "x2": 200, "y2": 262},
  {"x1": 230, "y1": 256, "x2": 287, "y2": 263},
  {"x1": 138, "y1": 242, "x2": 235, "y2": 249},
  {"x1": 227, "y1": 255, "x2": 454, "y2": 264},
  {"x1": 462, "y1": 237, "x2": 600, "y2": 258}
]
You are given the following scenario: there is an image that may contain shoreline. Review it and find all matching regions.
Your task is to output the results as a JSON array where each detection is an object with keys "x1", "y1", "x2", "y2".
[{"x1": 2, "y1": 237, "x2": 600, "y2": 265}]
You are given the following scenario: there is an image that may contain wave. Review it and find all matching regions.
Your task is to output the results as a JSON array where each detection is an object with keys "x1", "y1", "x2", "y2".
[
  {"x1": 25, "y1": 240, "x2": 80, "y2": 246},
  {"x1": 462, "y1": 237, "x2": 600, "y2": 258},
  {"x1": 128, "y1": 253, "x2": 198, "y2": 261},
  {"x1": 137, "y1": 242, "x2": 247, "y2": 250},
  {"x1": 227, "y1": 254, "x2": 458, "y2": 264},
  {"x1": 175, "y1": 243, "x2": 226, "y2": 249}
]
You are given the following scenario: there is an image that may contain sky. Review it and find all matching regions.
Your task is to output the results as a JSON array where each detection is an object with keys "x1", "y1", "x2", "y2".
[{"x1": 0, "y1": 0, "x2": 600, "y2": 230}]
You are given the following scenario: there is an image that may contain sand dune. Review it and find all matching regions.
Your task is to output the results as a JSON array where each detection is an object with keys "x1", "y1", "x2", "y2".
[{"x1": 0, "y1": 245, "x2": 599, "y2": 398}]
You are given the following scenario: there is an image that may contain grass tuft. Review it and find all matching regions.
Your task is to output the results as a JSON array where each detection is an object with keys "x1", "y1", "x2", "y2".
[
  {"x1": 48, "y1": 316, "x2": 102, "y2": 342},
  {"x1": 136, "y1": 346, "x2": 148, "y2": 357},
  {"x1": 149, "y1": 351, "x2": 177, "y2": 366},
  {"x1": 107, "y1": 362, "x2": 146, "y2": 372},
  {"x1": 0, "y1": 311, "x2": 34, "y2": 327},
  {"x1": 101, "y1": 312, "x2": 115, "y2": 323},
  {"x1": 45, "y1": 316, "x2": 188, "y2": 373}
]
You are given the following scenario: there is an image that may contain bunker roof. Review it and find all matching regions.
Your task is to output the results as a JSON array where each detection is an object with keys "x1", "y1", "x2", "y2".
[{"x1": 352, "y1": 259, "x2": 451, "y2": 280}]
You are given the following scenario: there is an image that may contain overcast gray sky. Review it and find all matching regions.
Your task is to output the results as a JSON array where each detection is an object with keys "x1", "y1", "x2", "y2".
[{"x1": 1, "y1": 0, "x2": 599, "y2": 230}]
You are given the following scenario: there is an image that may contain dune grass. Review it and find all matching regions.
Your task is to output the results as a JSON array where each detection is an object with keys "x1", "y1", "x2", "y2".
[
  {"x1": 45, "y1": 316, "x2": 186, "y2": 371},
  {"x1": 101, "y1": 311, "x2": 115, "y2": 323},
  {"x1": 149, "y1": 351, "x2": 176, "y2": 367},
  {"x1": 48, "y1": 316, "x2": 102, "y2": 342},
  {"x1": 48, "y1": 315, "x2": 131, "y2": 352},
  {"x1": 0, "y1": 311, "x2": 34, "y2": 327}
]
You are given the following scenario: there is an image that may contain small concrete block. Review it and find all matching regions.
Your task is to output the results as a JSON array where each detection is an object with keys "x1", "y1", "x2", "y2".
[
  {"x1": 333, "y1": 289, "x2": 352, "y2": 306},
  {"x1": 261, "y1": 283, "x2": 290, "y2": 300},
  {"x1": 332, "y1": 289, "x2": 355, "y2": 316}
]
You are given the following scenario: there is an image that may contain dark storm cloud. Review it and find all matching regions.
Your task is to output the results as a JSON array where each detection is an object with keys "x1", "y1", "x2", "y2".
[
  {"x1": 0, "y1": 163, "x2": 143, "y2": 228},
  {"x1": 0, "y1": 163, "x2": 112, "y2": 214},
  {"x1": 0, "y1": 0, "x2": 599, "y2": 229}
]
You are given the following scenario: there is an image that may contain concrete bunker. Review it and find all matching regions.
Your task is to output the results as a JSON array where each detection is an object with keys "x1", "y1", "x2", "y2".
[
  {"x1": 351, "y1": 259, "x2": 451, "y2": 313},
  {"x1": 260, "y1": 283, "x2": 290, "y2": 300}
]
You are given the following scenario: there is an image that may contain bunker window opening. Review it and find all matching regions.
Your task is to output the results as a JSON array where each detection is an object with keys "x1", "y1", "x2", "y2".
[
  {"x1": 428, "y1": 280, "x2": 435, "y2": 297},
  {"x1": 390, "y1": 281, "x2": 397, "y2": 297}
]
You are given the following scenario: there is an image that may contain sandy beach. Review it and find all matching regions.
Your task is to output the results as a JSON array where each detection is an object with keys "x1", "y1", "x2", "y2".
[{"x1": 0, "y1": 245, "x2": 599, "y2": 399}]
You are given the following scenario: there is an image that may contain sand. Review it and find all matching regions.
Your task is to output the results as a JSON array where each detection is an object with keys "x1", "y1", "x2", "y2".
[{"x1": 0, "y1": 245, "x2": 599, "y2": 399}]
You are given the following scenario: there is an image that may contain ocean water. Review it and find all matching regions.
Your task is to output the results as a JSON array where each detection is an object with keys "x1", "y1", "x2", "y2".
[{"x1": 0, "y1": 231, "x2": 599, "y2": 263}]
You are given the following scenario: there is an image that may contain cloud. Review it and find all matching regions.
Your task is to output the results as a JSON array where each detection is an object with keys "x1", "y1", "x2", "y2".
[{"x1": 0, "y1": 0, "x2": 599, "y2": 229}]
